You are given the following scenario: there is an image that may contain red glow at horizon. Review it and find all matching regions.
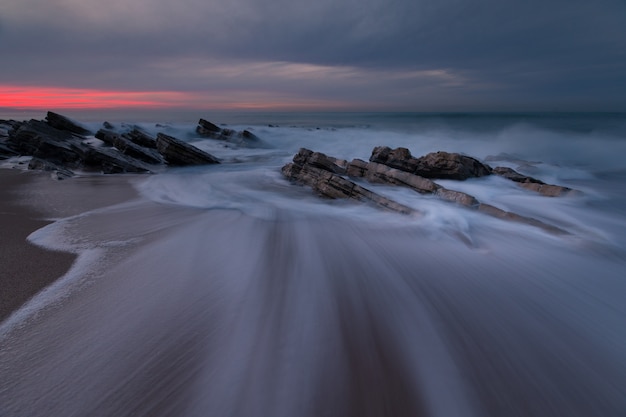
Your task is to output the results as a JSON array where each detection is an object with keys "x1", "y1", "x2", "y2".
[
  {"x1": 0, "y1": 85, "x2": 355, "y2": 111},
  {"x1": 0, "y1": 85, "x2": 193, "y2": 110}
]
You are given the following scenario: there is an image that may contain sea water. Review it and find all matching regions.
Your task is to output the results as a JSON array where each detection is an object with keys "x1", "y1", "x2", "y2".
[{"x1": 1, "y1": 112, "x2": 625, "y2": 416}]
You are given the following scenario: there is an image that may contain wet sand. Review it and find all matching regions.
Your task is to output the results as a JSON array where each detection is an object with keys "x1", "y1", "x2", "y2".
[
  {"x1": 0, "y1": 169, "x2": 139, "y2": 323},
  {"x1": 0, "y1": 170, "x2": 75, "y2": 322}
]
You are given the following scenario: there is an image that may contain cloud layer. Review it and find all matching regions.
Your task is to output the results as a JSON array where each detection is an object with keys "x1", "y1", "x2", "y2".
[{"x1": 1, "y1": 0, "x2": 625, "y2": 110}]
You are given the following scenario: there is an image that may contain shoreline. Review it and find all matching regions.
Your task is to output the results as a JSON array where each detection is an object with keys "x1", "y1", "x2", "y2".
[
  {"x1": 0, "y1": 168, "x2": 140, "y2": 324},
  {"x1": 0, "y1": 170, "x2": 76, "y2": 322}
]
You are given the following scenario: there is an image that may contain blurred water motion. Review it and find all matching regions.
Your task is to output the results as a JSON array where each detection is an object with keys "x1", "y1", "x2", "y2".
[{"x1": 1, "y1": 206, "x2": 625, "y2": 417}]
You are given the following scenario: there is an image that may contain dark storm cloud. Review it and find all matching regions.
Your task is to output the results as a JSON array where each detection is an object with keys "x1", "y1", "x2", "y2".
[{"x1": 1, "y1": 0, "x2": 625, "y2": 110}]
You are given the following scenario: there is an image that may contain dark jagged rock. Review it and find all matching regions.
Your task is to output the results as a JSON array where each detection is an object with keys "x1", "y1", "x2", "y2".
[
  {"x1": 82, "y1": 147, "x2": 152, "y2": 174},
  {"x1": 493, "y1": 166, "x2": 578, "y2": 197},
  {"x1": 196, "y1": 119, "x2": 221, "y2": 136},
  {"x1": 6, "y1": 120, "x2": 151, "y2": 174},
  {"x1": 8, "y1": 120, "x2": 87, "y2": 166},
  {"x1": 95, "y1": 129, "x2": 163, "y2": 165},
  {"x1": 370, "y1": 146, "x2": 492, "y2": 180},
  {"x1": 45, "y1": 111, "x2": 92, "y2": 135},
  {"x1": 282, "y1": 159, "x2": 415, "y2": 215},
  {"x1": 156, "y1": 133, "x2": 220, "y2": 166},
  {"x1": 111, "y1": 135, "x2": 164, "y2": 165},
  {"x1": 94, "y1": 129, "x2": 118, "y2": 146},
  {"x1": 125, "y1": 128, "x2": 157, "y2": 149},
  {"x1": 102, "y1": 121, "x2": 115, "y2": 130},
  {"x1": 196, "y1": 119, "x2": 265, "y2": 148},
  {"x1": 28, "y1": 158, "x2": 74, "y2": 180}
]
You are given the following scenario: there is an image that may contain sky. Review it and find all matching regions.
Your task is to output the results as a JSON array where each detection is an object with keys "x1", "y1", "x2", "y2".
[{"x1": 1, "y1": 0, "x2": 625, "y2": 115}]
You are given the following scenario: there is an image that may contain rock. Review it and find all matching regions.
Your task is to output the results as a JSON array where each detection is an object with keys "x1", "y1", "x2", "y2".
[
  {"x1": 477, "y1": 203, "x2": 567, "y2": 235},
  {"x1": 415, "y1": 151, "x2": 492, "y2": 180},
  {"x1": 156, "y1": 133, "x2": 220, "y2": 166},
  {"x1": 286, "y1": 148, "x2": 567, "y2": 234},
  {"x1": 369, "y1": 146, "x2": 418, "y2": 173},
  {"x1": 282, "y1": 160, "x2": 415, "y2": 215},
  {"x1": 196, "y1": 119, "x2": 266, "y2": 148},
  {"x1": 518, "y1": 182, "x2": 578, "y2": 197},
  {"x1": 45, "y1": 111, "x2": 92, "y2": 135},
  {"x1": 492, "y1": 166, "x2": 543, "y2": 184},
  {"x1": 347, "y1": 159, "x2": 440, "y2": 194},
  {"x1": 435, "y1": 188, "x2": 479, "y2": 207},
  {"x1": 102, "y1": 121, "x2": 115, "y2": 130},
  {"x1": 94, "y1": 129, "x2": 118, "y2": 146},
  {"x1": 95, "y1": 129, "x2": 163, "y2": 165},
  {"x1": 7, "y1": 120, "x2": 151, "y2": 174},
  {"x1": 493, "y1": 166, "x2": 578, "y2": 197},
  {"x1": 348, "y1": 158, "x2": 479, "y2": 207},
  {"x1": 196, "y1": 119, "x2": 222, "y2": 136},
  {"x1": 370, "y1": 147, "x2": 492, "y2": 180},
  {"x1": 7, "y1": 120, "x2": 87, "y2": 166},
  {"x1": 293, "y1": 148, "x2": 348, "y2": 174},
  {"x1": 82, "y1": 147, "x2": 152, "y2": 174},
  {"x1": 111, "y1": 135, "x2": 164, "y2": 165},
  {"x1": 28, "y1": 158, "x2": 74, "y2": 180},
  {"x1": 125, "y1": 128, "x2": 157, "y2": 149}
]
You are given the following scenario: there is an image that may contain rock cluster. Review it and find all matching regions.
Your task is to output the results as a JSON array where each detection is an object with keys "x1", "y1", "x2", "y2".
[
  {"x1": 196, "y1": 118, "x2": 264, "y2": 148},
  {"x1": 0, "y1": 112, "x2": 224, "y2": 178},
  {"x1": 282, "y1": 147, "x2": 574, "y2": 234}
]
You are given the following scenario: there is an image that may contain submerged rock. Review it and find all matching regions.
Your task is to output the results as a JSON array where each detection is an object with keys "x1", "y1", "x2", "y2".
[
  {"x1": 493, "y1": 166, "x2": 578, "y2": 197},
  {"x1": 156, "y1": 133, "x2": 220, "y2": 166},
  {"x1": 196, "y1": 119, "x2": 265, "y2": 148}
]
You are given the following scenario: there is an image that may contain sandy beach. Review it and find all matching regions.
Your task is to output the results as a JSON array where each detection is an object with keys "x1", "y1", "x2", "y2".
[
  {"x1": 0, "y1": 170, "x2": 75, "y2": 322},
  {"x1": 0, "y1": 168, "x2": 138, "y2": 323}
]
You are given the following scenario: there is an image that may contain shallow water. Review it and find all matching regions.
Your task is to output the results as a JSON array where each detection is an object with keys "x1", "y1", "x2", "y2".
[{"x1": 1, "y1": 112, "x2": 625, "y2": 416}]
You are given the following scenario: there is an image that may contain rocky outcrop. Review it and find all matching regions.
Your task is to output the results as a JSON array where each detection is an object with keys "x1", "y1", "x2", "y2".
[
  {"x1": 196, "y1": 118, "x2": 264, "y2": 148},
  {"x1": 156, "y1": 133, "x2": 221, "y2": 166},
  {"x1": 492, "y1": 166, "x2": 577, "y2": 197},
  {"x1": 282, "y1": 149, "x2": 415, "y2": 215},
  {"x1": 370, "y1": 147, "x2": 492, "y2": 180},
  {"x1": 1, "y1": 112, "x2": 225, "y2": 176},
  {"x1": 95, "y1": 129, "x2": 164, "y2": 165},
  {"x1": 8, "y1": 120, "x2": 87, "y2": 167},
  {"x1": 283, "y1": 148, "x2": 568, "y2": 235},
  {"x1": 28, "y1": 158, "x2": 74, "y2": 180},
  {"x1": 45, "y1": 111, "x2": 92, "y2": 136},
  {"x1": 292, "y1": 148, "x2": 348, "y2": 174}
]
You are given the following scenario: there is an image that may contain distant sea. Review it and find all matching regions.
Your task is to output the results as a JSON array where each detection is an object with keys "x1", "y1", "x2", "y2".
[{"x1": 1, "y1": 110, "x2": 626, "y2": 417}]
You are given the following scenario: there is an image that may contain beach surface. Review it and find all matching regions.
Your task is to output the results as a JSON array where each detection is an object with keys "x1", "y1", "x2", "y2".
[
  {"x1": 0, "y1": 170, "x2": 75, "y2": 321},
  {"x1": 0, "y1": 169, "x2": 138, "y2": 322}
]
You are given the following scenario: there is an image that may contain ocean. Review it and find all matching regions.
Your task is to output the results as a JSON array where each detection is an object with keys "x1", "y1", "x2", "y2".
[{"x1": 1, "y1": 112, "x2": 625, "y2": 416}]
